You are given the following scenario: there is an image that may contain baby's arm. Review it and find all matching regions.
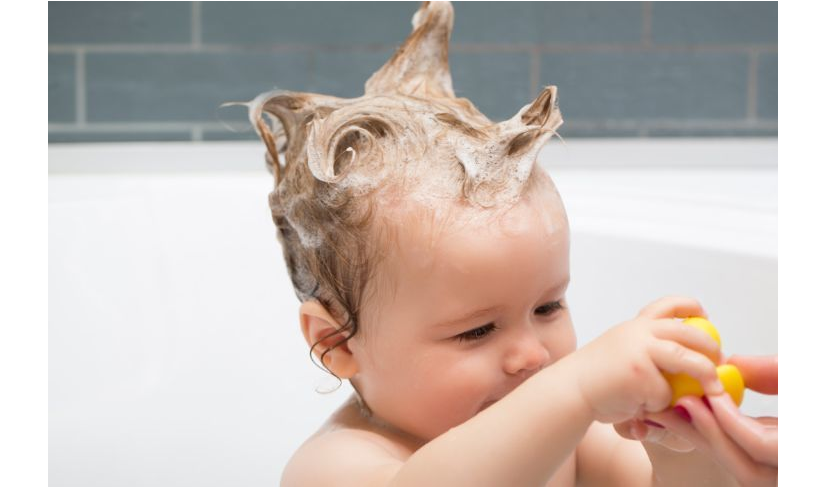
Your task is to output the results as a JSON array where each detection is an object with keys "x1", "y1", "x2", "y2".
[
  {"x1": 392, "y1": 355, "x2": 593, "y2": 486},
  {"x1": 284, "y1": 358, "x2": 594, "y2": 487}
]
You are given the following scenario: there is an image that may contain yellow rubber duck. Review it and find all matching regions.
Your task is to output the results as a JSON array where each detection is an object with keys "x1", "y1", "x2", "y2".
[{"x1": 663, "y1": 317, "x2": 745, "y2": 407}]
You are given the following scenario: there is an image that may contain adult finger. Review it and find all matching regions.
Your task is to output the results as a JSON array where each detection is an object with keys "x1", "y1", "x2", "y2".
[
  {"x1": 727, "y1": 355, "x2": 778, "y2": 394},
  {"x1": 637, "y1": 296, "x2": 708, "y2": 320},
  {"x1": 755, "y1": 417, "x2": 778, "y2": 427},
  {"x1": 643, "y1": 410, "x2": 772, "y2": 483},
  {"x1": 709, "y1": 393, "x2": 778, "y2": 466},
  {"x1": 676, "y1": 396, "x2": 778, "y2": 486}
]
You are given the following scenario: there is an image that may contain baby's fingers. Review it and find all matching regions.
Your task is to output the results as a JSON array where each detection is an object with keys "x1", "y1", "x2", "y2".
[
  {"x1": 638, "y1": 296, "x2": 707, "y2": 320},
  {"x1": 649, "y1": 340, "x2": 724, "y2": 396},
  {"x1": 654, "y1": 318, "x2": 722, "y2": 365}
]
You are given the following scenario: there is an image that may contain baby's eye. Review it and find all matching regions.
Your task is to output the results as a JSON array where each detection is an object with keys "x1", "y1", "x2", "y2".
[
  {"x1": 455, "y1": 323, "x2": 497, "y2": 343},
  {"x1": 535, "y1": 300, "x2": 564, "y2": 316}
]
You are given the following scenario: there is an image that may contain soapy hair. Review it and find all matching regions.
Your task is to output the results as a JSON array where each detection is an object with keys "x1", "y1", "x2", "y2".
[{"x1": 240, "y1": 1, "x2": 563, "y2": 382}]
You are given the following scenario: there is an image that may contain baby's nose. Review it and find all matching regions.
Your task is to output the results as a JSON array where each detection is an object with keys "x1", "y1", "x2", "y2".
[{"x1": 504, "y1": 328, "x2": 550, "y2": 377}]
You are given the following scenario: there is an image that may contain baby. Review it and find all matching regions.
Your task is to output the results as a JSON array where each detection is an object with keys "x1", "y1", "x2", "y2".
[{"x1": 246, "y1": 2, "x2": 769, "y2": 486}]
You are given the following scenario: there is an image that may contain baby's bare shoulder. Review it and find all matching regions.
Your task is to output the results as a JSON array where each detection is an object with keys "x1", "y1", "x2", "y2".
[{"x1": 281, "y1": 428, "x2": 405, "y2": 487}]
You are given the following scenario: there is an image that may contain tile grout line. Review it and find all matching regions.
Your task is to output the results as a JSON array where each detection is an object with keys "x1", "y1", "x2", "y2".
[
  {"x1": 49, "y1": 122, "x2": 231, "y2": 129},
  {"x1": 47, "y1": 43, "x2": 778, "y2": 54},
  {"x1": 747, "y1": 49, "x2": 759, "y2": 120},
  {"x1": 76, "y1": 49, "x2": 86, "y2": 125},
  {"x1": 642, "y1": 2, "x2": 653, "y2": 46},
  {"x1": 191, "y1": 1, "x2": 202, "y2": 49},
  {"x1": 47, "y1": 119, "x2": 779, "y2": 132},
  {"x1": 561, "y1": 119, "x2": 778, "y2": 128},
  {"x1": 639, "y1": 1, "x2": 654, "y2": 137}
]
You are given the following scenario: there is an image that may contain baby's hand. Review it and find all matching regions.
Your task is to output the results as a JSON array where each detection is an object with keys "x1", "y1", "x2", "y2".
[{"x1": 570, "y1": 296, "x2": 724, "y2": 424}]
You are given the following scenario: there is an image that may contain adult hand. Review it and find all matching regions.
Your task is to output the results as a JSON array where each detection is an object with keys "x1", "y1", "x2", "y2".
[
  {"x1": 643, "y1": 354, "x2": 778, "y2": 486},
  {"x1": 710, "y1": 355, "x2": 778, "y2": 465}
]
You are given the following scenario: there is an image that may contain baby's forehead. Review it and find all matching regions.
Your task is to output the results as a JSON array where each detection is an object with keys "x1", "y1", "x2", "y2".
[
  {"x1": 377, "y1": 182, "x2": 567, "y2": 278},
  {"x1": 396, "y1": 172, "x2": 564, "y2": 238}
]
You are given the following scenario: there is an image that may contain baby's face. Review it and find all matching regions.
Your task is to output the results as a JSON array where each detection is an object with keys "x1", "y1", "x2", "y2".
[{"x1": 348, "y1": 187, "x2": 575, "y2": 443}]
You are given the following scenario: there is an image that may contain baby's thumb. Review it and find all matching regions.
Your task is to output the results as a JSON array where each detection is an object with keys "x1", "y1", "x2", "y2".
[
  {"x1": 615, "y1": 418, "x2": 676, "y2": 445},
  {"x1": 613, "y1": 419, "x2": 643, "y2": 441}
]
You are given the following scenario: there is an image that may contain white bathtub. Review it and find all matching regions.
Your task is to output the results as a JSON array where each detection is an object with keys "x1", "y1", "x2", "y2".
[{"x1": 49, "y1": 139, "x2": 777, "y2": 487}]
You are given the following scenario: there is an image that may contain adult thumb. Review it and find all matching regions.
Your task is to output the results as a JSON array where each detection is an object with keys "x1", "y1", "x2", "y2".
[{"x1": 727, "y1": 354, "x2": 778, "y2": 394}]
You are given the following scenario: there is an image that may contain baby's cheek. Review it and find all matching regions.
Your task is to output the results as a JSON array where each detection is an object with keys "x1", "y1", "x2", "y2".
[
  {"x1": 390, "y1": 364, "x2": 474, "y2": 438},
  {"x1": 449, "y1": 357, "x2": 499, "y2": 406},
  {"x1": 548, "y1": 318, "x2": 577, "y2": 359}
]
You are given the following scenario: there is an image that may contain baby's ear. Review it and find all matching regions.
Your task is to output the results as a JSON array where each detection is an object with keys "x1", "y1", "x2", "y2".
[{"x1": 299, "y1": 300, "x2": 359, "y2": 379}]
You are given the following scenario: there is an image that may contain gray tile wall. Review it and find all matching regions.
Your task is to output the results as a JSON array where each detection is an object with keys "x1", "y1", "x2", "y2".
[{"x1": 49, "y1": 1, "x2": 777, "y2": 143}]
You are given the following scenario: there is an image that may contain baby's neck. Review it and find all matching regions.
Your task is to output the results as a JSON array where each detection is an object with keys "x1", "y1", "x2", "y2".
[{"x1": 351, "y1": 391, "x2": 427, "y2": 448}]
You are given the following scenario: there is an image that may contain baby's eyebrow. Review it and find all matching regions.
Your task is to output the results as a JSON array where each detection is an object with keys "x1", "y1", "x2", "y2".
[
  {"x1": 553, "y1": 276, "x2": 571, "y2": 295},
  {"x1": 431, "y1": 305, "x2": 503, "y2": 329}
]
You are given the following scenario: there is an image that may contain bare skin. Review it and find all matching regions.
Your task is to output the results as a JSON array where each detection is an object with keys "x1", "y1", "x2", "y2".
[
  {"x1": 288, "y1": 391, "x2": 579, "y2": 487},
  {"x1": 283, "y1": 189, "x2": 744, "y2": 487},
  {"x1": 639, "y1": 355, "x2": 778, "y2": 486}
]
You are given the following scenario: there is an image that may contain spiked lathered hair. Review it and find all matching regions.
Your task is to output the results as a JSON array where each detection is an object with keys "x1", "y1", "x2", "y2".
[{"x1": 245, "y1": 1, "x2": 563, "y2": 376}]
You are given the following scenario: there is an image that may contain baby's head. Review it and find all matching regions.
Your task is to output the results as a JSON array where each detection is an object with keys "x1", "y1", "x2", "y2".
[{"x1": 249, "y1": 1, "x2": 573, "y2": 442}]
